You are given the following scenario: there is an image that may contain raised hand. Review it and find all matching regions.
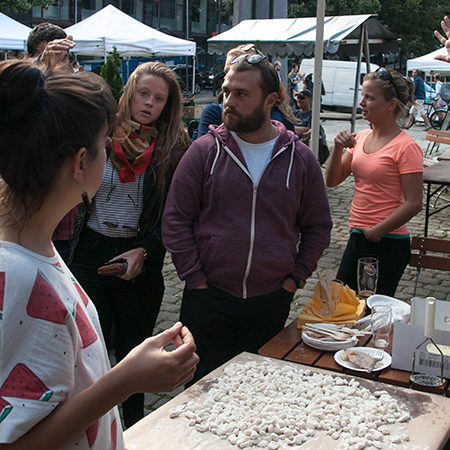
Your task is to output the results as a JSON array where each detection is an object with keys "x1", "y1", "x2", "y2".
[{"x1": 434, "y1": 16, "x2": 450, "y2": 63}]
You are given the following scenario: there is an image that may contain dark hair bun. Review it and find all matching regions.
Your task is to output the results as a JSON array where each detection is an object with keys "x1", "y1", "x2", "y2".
[{"x1": 0, "y1": 60, "x2": 45, "y2": 124}]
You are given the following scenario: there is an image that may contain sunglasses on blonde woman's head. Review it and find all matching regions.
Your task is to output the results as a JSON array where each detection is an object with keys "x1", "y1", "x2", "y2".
[{"x1": 375, "y1": 67, "x2": 400, "y2": 99}]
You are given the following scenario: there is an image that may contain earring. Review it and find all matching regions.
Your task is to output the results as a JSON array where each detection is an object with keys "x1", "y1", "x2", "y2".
[{"x1": 81, "y1": 191, "x2": 91, "y2": 212}]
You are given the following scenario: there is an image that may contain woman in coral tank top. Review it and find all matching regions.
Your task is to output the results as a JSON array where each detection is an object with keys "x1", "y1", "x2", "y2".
[{"x1": 326, "y1": 68, "x2": 423, "y2": 296}]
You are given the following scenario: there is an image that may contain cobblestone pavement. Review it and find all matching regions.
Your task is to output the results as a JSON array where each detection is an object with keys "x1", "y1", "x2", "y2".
[{"x1": 141, "y1": 115, "x2": 449, "y2": 416}]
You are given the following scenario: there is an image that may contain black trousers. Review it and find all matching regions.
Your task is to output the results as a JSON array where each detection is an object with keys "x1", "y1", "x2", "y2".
[
  {"x1": 180, "y1": 285, "x2": 294, "y2": 385},
  {"x1": 336, "y1": 233, "x2": 411, "y2": 297},
  {"x1": 70, "y1": 227, "x2": 164, "y2": 428}
]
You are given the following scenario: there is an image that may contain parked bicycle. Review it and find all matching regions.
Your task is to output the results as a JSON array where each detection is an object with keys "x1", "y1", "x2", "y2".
[
  {"x1": 425, "y1": 98, "x2": 448, "y2": 129},
  {"x1": 406, "y1": 98, "x2": 448, "y2": 130}
]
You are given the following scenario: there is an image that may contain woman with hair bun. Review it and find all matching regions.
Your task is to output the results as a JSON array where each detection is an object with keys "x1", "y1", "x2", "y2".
[
  {"x1": 69, "y1": 61, "x2": 191, "y2": 427},
  {"x1": 0, "y1": 60, "x2": 198, "y2": 449},
  {"x1": 326, "y1": 68, "x2": 423, "y2": 297}
]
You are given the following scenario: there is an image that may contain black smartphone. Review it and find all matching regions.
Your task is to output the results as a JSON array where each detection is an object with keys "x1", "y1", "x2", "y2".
[{"x1": 102, "y1": 257, "x2": 127, "y2": 266}]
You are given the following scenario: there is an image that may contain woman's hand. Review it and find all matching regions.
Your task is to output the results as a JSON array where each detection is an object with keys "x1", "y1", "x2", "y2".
[
  {"x1": 334, "y1": 130, "x2": 356, "y2": 152},
  {"x1": 358, "y1": 226, "x2": 383, "y2": 243},
  {"x1": 114, "y1": 248, "x2": 146, "y2": 280},
  {"x1": 115, "y1": 322, "x2": 199, "y2": 394}
]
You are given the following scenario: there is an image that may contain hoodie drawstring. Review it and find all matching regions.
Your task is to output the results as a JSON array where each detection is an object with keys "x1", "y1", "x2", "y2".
[
  {"x1": 210, "y1": 137, "x2": 221, "y2": 175},
  {"x1": 285, "y1": 141, "x2": 295, "y2": 190}
]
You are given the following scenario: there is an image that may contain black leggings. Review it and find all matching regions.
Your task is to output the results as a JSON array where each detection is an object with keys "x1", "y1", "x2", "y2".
[
  {"x1": 70, "y1": 227, "x2": 164, "y2": 428},
  {"x1": 336, "y1": 233, "x2": 411, "y2": 297}
]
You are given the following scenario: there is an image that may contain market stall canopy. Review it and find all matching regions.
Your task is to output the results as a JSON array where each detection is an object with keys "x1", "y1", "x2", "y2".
[
  {"x1": 407, "y1": 47, "x2": 450, "y2": 73},
  {"x1": 207, "y1": 14, "x2": 397, "y2": 58},
  {"x1": 0, "y1": 12, "x2": 32, "y2": 51},
  {"x1": 65, "y1": 4, "x2": 195, "y2": 57}
]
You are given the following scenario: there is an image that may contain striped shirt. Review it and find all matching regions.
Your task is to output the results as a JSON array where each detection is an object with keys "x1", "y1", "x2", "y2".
[{"x1": 87, "y1": 159, "x2": 144, "y2": 238}]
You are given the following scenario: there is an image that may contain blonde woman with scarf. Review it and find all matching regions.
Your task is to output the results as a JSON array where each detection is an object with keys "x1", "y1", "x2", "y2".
[{"x1": 69, "y1": 62, "x2": 191, "y2": 428}]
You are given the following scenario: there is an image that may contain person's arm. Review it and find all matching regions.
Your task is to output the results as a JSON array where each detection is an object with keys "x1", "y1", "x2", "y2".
[
  {"x1": 434, "y1": 16, "x2": 450, "y2": 63},
  {"x1": 162, "y1": 143, "x2": 209, "y2": 290},
  {"x1": 197, "y1": 104, "x2": 222, "y2": 138},
  {"x1": 358, "y1": 172, "x2": 423, "y2": 242},
  {"x1": 0, "y1": 323, "x2": 198, "y2": 450},
  {"x1": 294, "y1": 125, "x2": 310, "y2": 139},
  {"x1": 325, "y1": 130, "x2": 355, "y2": 187}
]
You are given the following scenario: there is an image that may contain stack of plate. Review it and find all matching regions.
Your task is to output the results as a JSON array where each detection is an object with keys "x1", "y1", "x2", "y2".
[{"x1": 302, "y1": 324, "x2": 358, "y2": 351}]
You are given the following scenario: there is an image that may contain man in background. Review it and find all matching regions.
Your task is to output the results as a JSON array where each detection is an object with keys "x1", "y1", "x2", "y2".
[
  {"x1": 27, "y1": 22, "x2": 75, "y2": 68},
  {"x1": 293, "y1": 88, "x2": 313, "y2": 142},
  {"x1": 405, "y1": 69, "x2": 432, "y2": 130}
]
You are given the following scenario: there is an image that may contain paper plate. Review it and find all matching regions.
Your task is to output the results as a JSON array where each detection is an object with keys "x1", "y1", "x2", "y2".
[
  {"x1": 302, "y1": 324, "x2": 358, "y2": 351},
  {"x1": 367, "y1": 295, "x2": 410, "y2": 321},
  {"x1": 334, "y1": 347, "x2": 392, "y2": 372}
]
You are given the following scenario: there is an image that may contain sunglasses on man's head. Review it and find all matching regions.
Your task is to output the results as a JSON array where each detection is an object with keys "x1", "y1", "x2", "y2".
[
  {"x1": 230, "y1": 53, "x2": 266, "y2": 65},
  {"x1": 296, "y1": 95, "x2": 306, "y2": 100},
  {"x1": 375, "y1": 67, "x2": 400, "y2": 99}
]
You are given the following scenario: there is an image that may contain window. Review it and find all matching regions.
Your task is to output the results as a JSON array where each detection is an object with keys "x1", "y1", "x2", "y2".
[
  {"x1": 191, "y1": 0, "x2": 206, "y2": 34},
  {"x1": 33, "y1": 0, "x2": 70, "y2": 21},
  {"x1": 143, "y1": 0, "x2": 158, "y2": 28},
  {"x1": 78, "y1": 0, "x2": 102, "y2": 21}
]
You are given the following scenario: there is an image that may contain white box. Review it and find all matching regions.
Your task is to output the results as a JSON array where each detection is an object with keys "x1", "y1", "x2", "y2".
[{"x1": 391, "y1": 322, "x2": 450, "y2": 378}]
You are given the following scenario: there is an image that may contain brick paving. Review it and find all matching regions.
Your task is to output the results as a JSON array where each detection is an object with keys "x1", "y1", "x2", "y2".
[{"x1": 141, "y1": 114, "x2": 449, "y2": 417}]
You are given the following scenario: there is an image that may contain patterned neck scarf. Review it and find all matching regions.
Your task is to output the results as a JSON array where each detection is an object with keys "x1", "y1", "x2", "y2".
[{"x1": 111, "y1": 120, "x2": 158, "y2": 183}]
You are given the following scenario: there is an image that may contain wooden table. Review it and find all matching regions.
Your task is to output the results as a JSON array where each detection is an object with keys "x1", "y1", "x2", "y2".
[
  {"x1": 124, "y1": 352, "x2": 450, "y2": 450},
  {"x1": 258, "y1": 319, "x2": 450, "y2": 396},
  {"x1": 422, "y1": 160, "x2": 450, "y2": 236}
]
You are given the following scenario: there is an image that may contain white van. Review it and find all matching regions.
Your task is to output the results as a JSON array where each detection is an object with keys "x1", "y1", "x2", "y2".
[{"x1": 299, "y1": 59, "x2": 379, "y2": 109}]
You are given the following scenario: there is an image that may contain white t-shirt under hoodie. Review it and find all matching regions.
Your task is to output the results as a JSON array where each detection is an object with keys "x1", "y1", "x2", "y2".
[{"x1": 0, "y1": 241, "x2": 124, "y2": 449}]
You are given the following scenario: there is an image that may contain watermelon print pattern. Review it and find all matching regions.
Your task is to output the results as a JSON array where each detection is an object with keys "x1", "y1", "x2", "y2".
[
  {"x1": 75, "y1": 302, "x2": 98, "y2": 349},
  {"x1": 0, "y1": 397, "x2": 12, "y2": 423},
  {"x1": 85, "y1": 420, "x2": 99, "y2": 447},
  {"x1": 73, "y1": 279, "x2": 90, "y2": 307},
  {"x1": 0, "y1": 271, "x2": 4, "y2": 320},
  {"x1": 52, "y1": 262, "x2": 65, "y2": 274},
  {"x1": 110, "y1": 417, "x2": 117, "y2": 450},
  {"x1": 27, "y1": 270, "x2": 68, "y2": 324},
  {"x1": 0, "y1": 363, "x2": 53, "y2": 401}
]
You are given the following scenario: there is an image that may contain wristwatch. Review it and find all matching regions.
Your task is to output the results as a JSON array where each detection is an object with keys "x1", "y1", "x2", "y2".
[{"x1": 288, "y1": 275, "x2": 306, "y2": 289}]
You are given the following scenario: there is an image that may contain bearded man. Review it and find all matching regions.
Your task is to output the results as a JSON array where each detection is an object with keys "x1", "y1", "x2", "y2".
[{"x1": 162, "y1": 52, "x2": 332, "y2": 384}]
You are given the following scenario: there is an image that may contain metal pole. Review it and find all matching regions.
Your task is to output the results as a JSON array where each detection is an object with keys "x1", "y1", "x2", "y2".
[
  {"x1": 311, "y1": 0, "x2": 325, "y2": 159},
  {"x1": 186, "y1": 0, "x2": 189, "y2": 39},
  {"x1": 351, "y1": 25, "x2": 364, "y2": 133},
  {"x1": 74, "y1": 0, "x2": 78, "y2": 23}
]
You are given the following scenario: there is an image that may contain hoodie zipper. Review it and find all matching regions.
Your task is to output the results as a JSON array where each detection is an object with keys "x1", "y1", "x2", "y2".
[{"x1": 223, "y1": 144, "x2": 289, "y2": 299}]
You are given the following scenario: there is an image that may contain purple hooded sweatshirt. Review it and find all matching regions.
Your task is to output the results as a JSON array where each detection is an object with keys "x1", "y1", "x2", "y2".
[{"x1": 162, "y1": 121, "x2": 332, "y2": 299}]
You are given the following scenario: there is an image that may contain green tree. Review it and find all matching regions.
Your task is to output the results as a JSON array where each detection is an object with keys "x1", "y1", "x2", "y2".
[
  {"x1": 288, "y1": 0, "x2": 381, "y2": 18},
  {"x1": 378, "y1": 0, "x2": 447, "y2": 59},
  {"x1": 100, "y1": 47, "x2": 124, "y2": 104},
  {"x1": 0, "y1": 0, "x2": 53, "y2": 14}
]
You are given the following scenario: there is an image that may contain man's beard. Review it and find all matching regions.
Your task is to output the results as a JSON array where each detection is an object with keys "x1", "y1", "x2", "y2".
[{"x1": 222, "y1": 102, "x2": 266, "y2": 133}]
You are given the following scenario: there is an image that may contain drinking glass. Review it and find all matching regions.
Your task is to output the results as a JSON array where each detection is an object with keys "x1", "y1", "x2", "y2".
[
  {"x1": 357, "y1": 257, "x2": 379, "y2": 299},
  {"x1": 371, "y1": 305, "x2": 392, "y2": 348}
]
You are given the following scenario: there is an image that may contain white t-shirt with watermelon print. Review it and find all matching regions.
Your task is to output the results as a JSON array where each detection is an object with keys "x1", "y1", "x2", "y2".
[{"x1": 0, "y1": 241, "x2": 124, "y2": 449}]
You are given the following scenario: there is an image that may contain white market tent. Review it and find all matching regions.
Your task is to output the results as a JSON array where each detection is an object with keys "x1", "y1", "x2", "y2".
[
  {"x1": 207, "y1": 14, "x2": 397, "y2": 57},
  {"x1": 65, "y1": 5, "x2": 196, "y2": 58},
  {"x1": 0, "y1": 11, "x2": 32, "y2": 51},
  {"x1": 407, "y1": 47, "x2": 450, "y2": 73}
]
